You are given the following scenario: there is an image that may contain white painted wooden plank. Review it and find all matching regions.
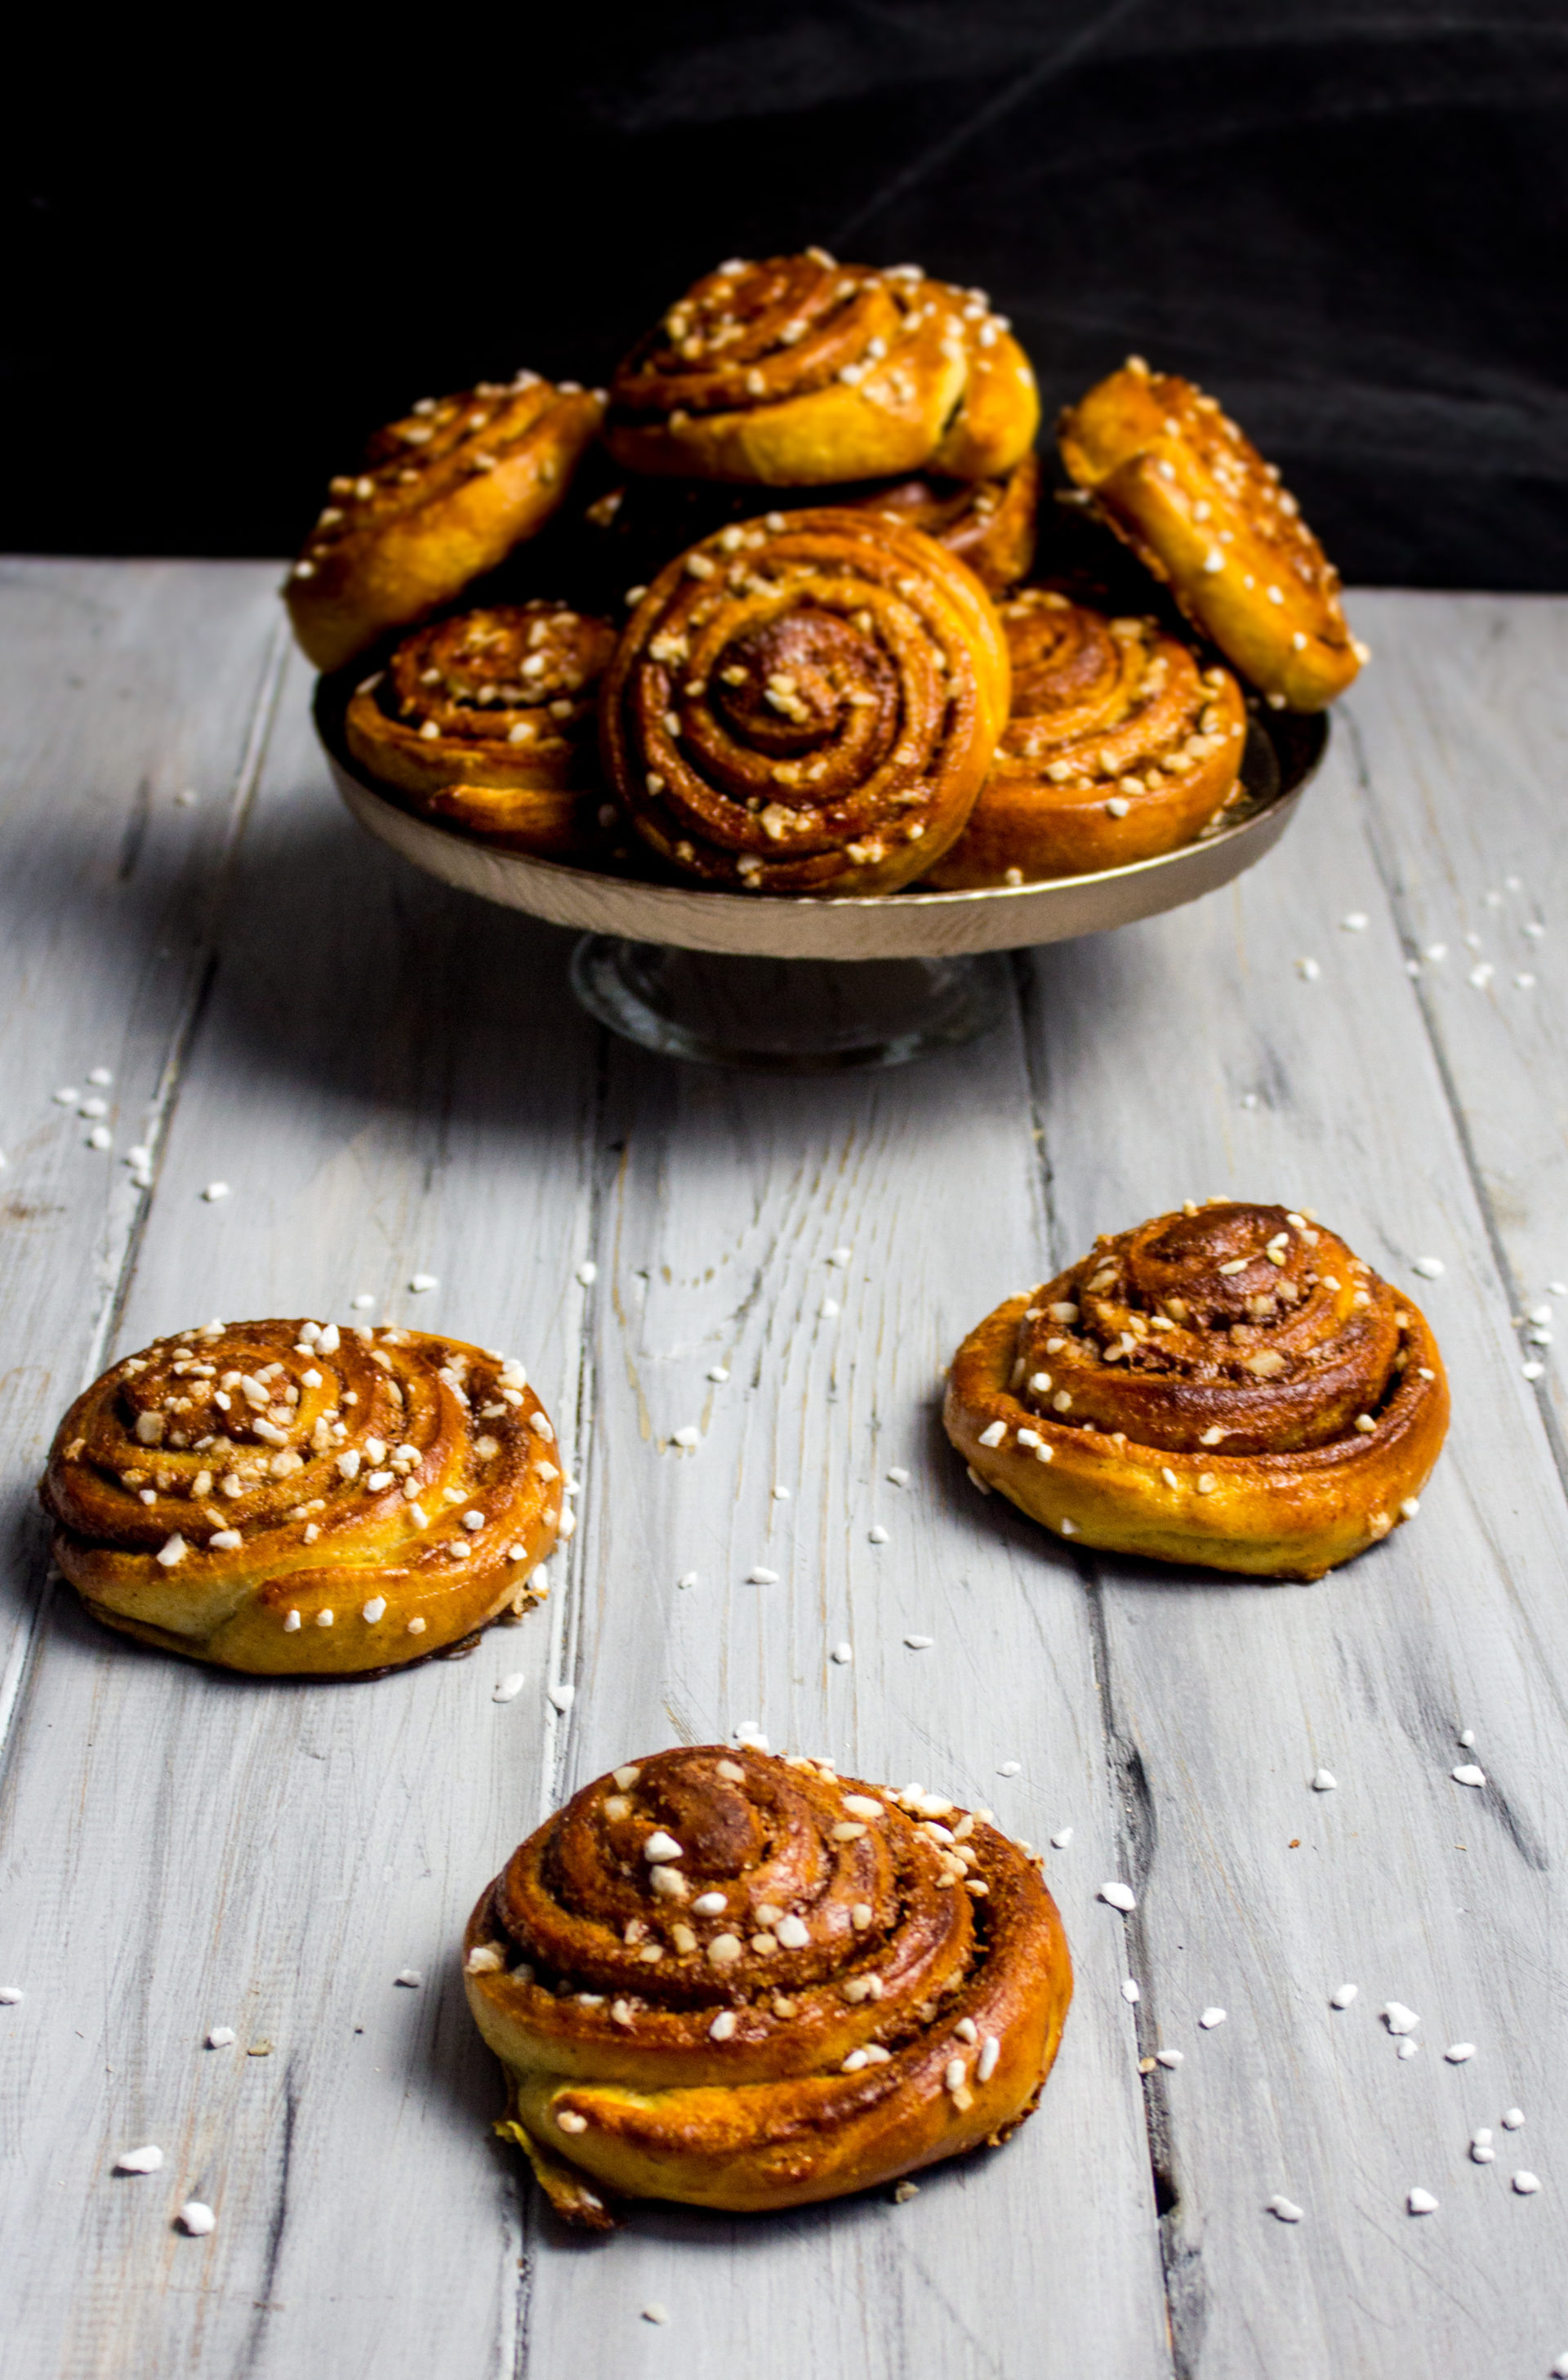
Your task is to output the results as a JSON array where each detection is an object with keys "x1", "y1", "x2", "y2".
[
  {"x1": 1013, "y1": 619, "x2": 1568, "y2": 2376},
  {"x1": 0, "y1": 637, "x2": 603, "y2": 2378},
  {"x1": 0, "y1": 560, "x2": 285, "y2": 1745},
  {"x1": 527, "y1": 1037, "x2": 1173, "y2": 2379}
]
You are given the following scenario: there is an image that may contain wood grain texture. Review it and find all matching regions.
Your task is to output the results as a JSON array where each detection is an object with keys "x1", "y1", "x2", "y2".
[{"x1": 2, "y1": 572, "x2": 1567, "y2": 2380}]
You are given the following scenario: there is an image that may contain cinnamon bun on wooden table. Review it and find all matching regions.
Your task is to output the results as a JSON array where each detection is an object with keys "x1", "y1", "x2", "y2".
[
  {"x1": 608, "y1": 252, "x2": 1038, "y2": 487},
  {"x1": 1058, "y1": 359, "x2": 1363, "y2": 711},
  {"x1": 285, "y1": 374, "x2": 604, "y2": 673},
  {"x1": 599, "y1": 506, "x2": 1010, "y2": 895},
  {"x1": 924, "y1": 589, "x2": 1247, "y2": 886},
  {"x1": 345, "y1": 601, "x2": 617, "y2": 858},
  {"x1": 947, "y1": 1203, "x2": 1448, "y2": 1579},
  {"x1": 465, "y1": 1741, "x2": 1071, "y2": 2225},
  {"x1": 41, "y1": 1320, "x2": 561, "y2": 1674}
]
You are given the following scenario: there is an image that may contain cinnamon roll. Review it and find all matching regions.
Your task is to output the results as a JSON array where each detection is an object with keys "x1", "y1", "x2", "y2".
[
  {"x1": 947, "y1": 1203, "x2": 1449, "y2": 1580},
  {"x1": 924, "y1": 591, "x2": 1247, "y2": 887},
  {"x1": 599, "y1": 507, "x2": 1010, "y2": 895},
  {"x1": 465, "y1": 1742, "x2": 1071, "y2": 2224},
  {"x1": 40, "y1": 1321, "x2": 561, "y2": 1674},
  {"x1": 608, "y1": 252, "x2": 1038, "y2": 486},
  {"x1": 856, "y1": 452, "x2": 1039, "y2": 594},
  {"x1": 285, "y1": 374, "x2": 605, "y2": 674},
  {"x1": 1058, "y1": 359, "x2": 1361, "y2": 711},
  {"x1": 345, "y1": 602, "x2": 617, "y2": 857}
]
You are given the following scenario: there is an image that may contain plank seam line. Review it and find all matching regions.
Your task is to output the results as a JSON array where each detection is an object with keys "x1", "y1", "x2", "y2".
[
  {"x1": 0, "y1": 616, "x2": 290, "y2": 1790},
  {"x1": 1343, "y1": 700, "x2": 1568, "y2": 1510},
  {"x1": 1013, "y1": 949, "x2": 1183, "y2": 2374}
]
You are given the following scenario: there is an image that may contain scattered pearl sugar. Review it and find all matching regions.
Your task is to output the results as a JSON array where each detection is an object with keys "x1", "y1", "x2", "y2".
[
  {"x1": 1296, "y1": 957, "x2": 1320, "y2": 980},
  {"x1": 677, "y1": 1571, "x2": 698, "y2": 1589},
  {"x1": 1412, "y1": 1256, "x2": 1446, "y2": 1279},
  {"x1": 1382, "y1": 2002, "x2": 1420, "y2": 2035},
  {"x1": 748, "y1": 1566, "x2": 779, "y2": 1584},
  {"x1": 1330, "y1": 1984, "x2": 1358, "y2": 2008},
  {"x1": 1397, "y1": 2039, "x2": 1420, "y2": 2060},
  {"x1": 1311, "y1": 1768, "x2": 1338, "y2": 1791},
  {"x1": 1472, "y1": 2131, "x2": 1495, "y2": 2163},
  {"x1": 206, "y1": 2025, "x2": 236, "y2": 2048},
  {"x1": 179, "y1": 2201, "x2": 216, "y2": 2235},
  {"x1": 1341, "y1": 911, "x2": 1369, "y2": 931},
  {"x1": 903, "y1": 1633, "x2": 933, "y2": 1650},
  {"x1": 547, "y1": 1682, "x2": 576, "y2": 1712},
  {"x1": 1155, "y1": 2048, "x2": 1183, "y2": 2069},
  {"x1": 1050, "y1": 1828, "x2": 1073, "y2": 1848},
  {"x1": 706, "y1": 1365, "x2": 728, "y2": 1382},
  {"x1": 672, "y1": 1426, "x2": 701, "y2": 1450},
  {"x1": 87, "y1": 1067, "x2": 113, "y2": 1086},
  {"x1": 52, "y1": 1086, "x2": 79, "y2": 1104},
  {"x1": 1452, "y1": 1764, "x2": 1486, "y2": 1787},
  {"x1": 351, "y1": 1294, "x2": 376, "y2": 1309},
  {"x1": 575, "y1": 1261, "x2": 597, "y2": 1286},
  {"x1": 886, "y1": 1466, "x2": 910, "y2": 1486},
  {"x1": 819, "y1": 1299, "x2": 840, "y2": 1319},
  {"x1": 1406, "y1": 2188, "x2": 1439, "y2": 2215},
  {"x1": 867, "y1": 1524, "x2": 888, "y2": 1544},
  {"x1": 1512, "y1": 2171, "x2": 1541, "y2": 2195},
  {"x1": 1120, "y1": 1979, "x2": 1140, "y2": 2003},
  {"x1": 1502, "y1": 2107, "x2": 1526, "y2": 2128},
  {"x1": 828, "y1": 1247, "x2": 852, "y2": 1268},
  {"x1": 493, "y1": 1674, "x2": 525, "y2": 1704},
  {"x1": 1099, "y1": 1882, "x2": 1137, "y2": 1914},
  {"x1": 114, "y1": 2145, "x2": 164, "y2": 2174},
  {"x1": 1266, "y1": 2195, "x2": 1303, "y2": 2223},
  {"x1": 642, "y1": 2303, "x2": 670, "y2": 2324},
  {"x1": 773, "y1": 1485, "x2": 791, "y2": 1501},
  {"x1": 0, "y1": 1986, "x2": 23, "y2": 2006},
  {"x1": 394, "y1": 1969, "x2": 423, "y2": 1988},
  {"x1": 831, "y1": 1642, "x2": 853, "y2": 1664},
  {"x1": 1200, "y1": 2008, "x2": 1227, "y2": 2029},
  {"x1": 408, "y1": 1272, "x2": 438, "y2": 1292},
  {"x1": 1444, "y1": 2043, "x2": 1476, "y2": 2062},
  {"x1": 1458, "y1": 1727, "x2": 1476, "y2": 1747},
  {"x1": 997, "y1": 1760, "x2": 1022, "y2": 1776},
  {"x1": 202, "y1": 1182, "x2": 229, "y2": 1201}
]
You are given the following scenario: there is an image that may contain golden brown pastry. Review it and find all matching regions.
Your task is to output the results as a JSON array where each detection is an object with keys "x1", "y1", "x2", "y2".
[
  {"x1": 599, "y1": 506, "x2": 1009, "y2": 895},
  {"x1": 856, "y1": 451, "x2": 1039, "y2": 593},
  {"x1": 465, "y1": 1741, "x2": 1071, "y2": 2225},
  {"x1": 608, "y1": 252, "x2": 1038, "y2": 486},
  {"x1": 285, "y1": 374, "x2": 605, "y2": 674},
  {"x1": 40, "y1": 1320, "x2": 561, "y2": 1674},
  {"x1": 345, "y1": 602, "x2": 617, "y2": 857},
  {"x1": 1058, "y1": 359, "x2": 1363, "y2": 710},
  {"x1": 924, "y1": 590, "x2": 1247, "y2": 886},
  {"x1": 947, "y1": 1202, "x2": 1448, "y2": 1580}
]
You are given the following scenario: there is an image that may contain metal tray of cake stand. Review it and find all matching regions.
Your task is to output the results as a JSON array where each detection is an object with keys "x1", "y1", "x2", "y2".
[{"x1": 319, "y1": 684, "x2": 1327, "y2": 1072}]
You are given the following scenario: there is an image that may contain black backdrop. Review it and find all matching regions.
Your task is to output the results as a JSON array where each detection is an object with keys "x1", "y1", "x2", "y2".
[{"x1": 7, "y1": 2, "x2": 1566, "y2": 586}]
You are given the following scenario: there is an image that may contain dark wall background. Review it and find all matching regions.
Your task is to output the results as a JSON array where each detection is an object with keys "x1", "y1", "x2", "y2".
[{"x1": 7, "y1": 2, "x2": 1566, "y2": 584}]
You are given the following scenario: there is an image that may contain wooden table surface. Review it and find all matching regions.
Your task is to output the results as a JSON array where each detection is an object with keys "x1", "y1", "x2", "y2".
[{"x1": 2, "y1": 561, "x2": 1566, "y2": 2380}]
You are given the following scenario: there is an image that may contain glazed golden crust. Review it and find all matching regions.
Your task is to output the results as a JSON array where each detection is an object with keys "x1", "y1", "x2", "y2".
[
  {"x1": 599, "y1": 507, "x2": 1010, "y2": 895},
  {"x1": 41, "y1": 1321, "x2": 561, "y2": 1674},
  {"x1": 946, "y1": 1203, "x2": 1449, "y2": 1580},
  {"x1": 855, "y1": 452, "x2": 1039, "y2": 594},
  {"x1": 285, "y1": 375, "x2": 605, "y2": 674},
  {"x1": 925, "y1": 591, "x2": 1247, "y2": 886},
  {"x1": 608, "y1": 253, "x2": 1038, "y2": 485},
  {"x1": 1058, "y1": 361, "x2": 1361, "y2": 710},
  {"x1": 345, "y1": 603, "x2": 617, "y2": 858},
  {"x1": 465, "y1": 1743, "x2": 1071, "y2": 2223}
]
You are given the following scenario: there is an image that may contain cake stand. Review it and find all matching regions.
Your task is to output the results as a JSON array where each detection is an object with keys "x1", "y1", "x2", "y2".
[{"x1": 319, "y1": 685, "x2": 1327, "y2": 1072}]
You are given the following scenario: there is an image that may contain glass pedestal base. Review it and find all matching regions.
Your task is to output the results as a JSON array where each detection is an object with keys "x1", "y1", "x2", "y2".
[{"x1": 569, "y1": 937, "x2": 1011, "y2": 1073}]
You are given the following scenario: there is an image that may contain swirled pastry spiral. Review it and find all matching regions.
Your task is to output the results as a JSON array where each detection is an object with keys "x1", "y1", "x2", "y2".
[
  {"x1": 40, "y1": 1320, "x2": 563, "y2": 1674},
  {"x1": 1058, "y1": 359, "x2": 1362, "y2": 711},
  {"x1": 608, "y1": 252, "x2": 1038, "y2": 486},
  {"x1": 345, "y1": 603, "x2": 617, "y2": 856},
  {"x1": 285, "y1": 373, "x2": 604, "y2": 674},
  {"x1": 924, "y1": 591, "x2": 1247, "y2": 887},
  {"x1": 599, "y1": 508, "x2": 1009, "y2": 895},
  {"x1": 857, "y1": 451, "x2": 1039, "y2": 594},
  {"x1": 465, "y1": 1742, "x2": 1071, "y2": 2225},
  {"x1": 947, "y1": 1202, "x2": 1449, "y2": 1580}
]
